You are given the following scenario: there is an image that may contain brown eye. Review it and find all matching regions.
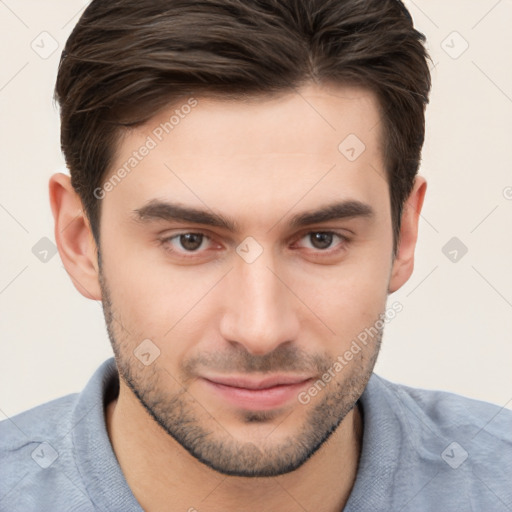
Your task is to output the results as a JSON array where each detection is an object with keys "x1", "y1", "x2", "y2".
[
  {"x1": 309, "y1": 232, "x2": 335, "y2": 250},
  {"x1": 162, "y1": 232, "x2": 212, "y2": 255},
  {"x1": 298, "y1": 231, "x2": 348, "y2": 252},
  {"x1": 178, "y1": 233, "x2": 204, "y2": 251}
]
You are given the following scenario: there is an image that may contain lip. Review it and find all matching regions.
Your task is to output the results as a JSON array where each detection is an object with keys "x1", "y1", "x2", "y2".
[{"x1": 200, "y1": 374, "x2": 314, "y2": 411}]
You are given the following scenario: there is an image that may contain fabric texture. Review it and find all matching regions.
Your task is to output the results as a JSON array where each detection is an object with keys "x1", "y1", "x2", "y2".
[{"x1": 1, "y1": 357, "x2": 511, "y2": 511}]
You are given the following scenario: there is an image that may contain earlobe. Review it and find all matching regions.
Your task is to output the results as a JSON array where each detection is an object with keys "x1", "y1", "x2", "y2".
[
  {"x1": 388, "y1": 175, "x2": 427, "y2": 294},
  {"x1": 49, "y1": 172, "x2": 102, "y2": 300}
]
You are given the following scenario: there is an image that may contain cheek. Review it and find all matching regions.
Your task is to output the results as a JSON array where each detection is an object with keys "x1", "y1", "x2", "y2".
[
  {"x1": 100, "y1": 237, "x2": 223, "y2": 351},
  {"x1": 294, "y1": 247, "x2": 391, "y2": 342},
  {"x1": 100, "y1": 200, "x2": 392, "y2": 353}
]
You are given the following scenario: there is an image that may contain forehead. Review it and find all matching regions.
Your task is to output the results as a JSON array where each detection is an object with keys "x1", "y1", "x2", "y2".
[
  {"x1": 103, "y1": 83, "x2": 387, "y2": 227},
  {"x1": 144, "y1": 83, "x2": 383, "y2": 158}
]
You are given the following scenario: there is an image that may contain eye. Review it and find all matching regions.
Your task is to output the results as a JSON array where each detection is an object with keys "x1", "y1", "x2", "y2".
[
  {"x1": 295, "y1": 231, "x2": 349, "y2": 253},
  {"x1": 162, "y1": 232, "x2": 214, "y2": 255},
  {"x1": 160, "y1": 230, "x2": 350, "y2": 260}
]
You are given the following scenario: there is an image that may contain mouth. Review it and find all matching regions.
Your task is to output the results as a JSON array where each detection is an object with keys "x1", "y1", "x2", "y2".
[{"x1": 200, "y1": 374, "x2": 315, "y2": 411}]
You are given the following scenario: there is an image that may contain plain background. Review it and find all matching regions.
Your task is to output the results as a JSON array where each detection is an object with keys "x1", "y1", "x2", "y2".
[{"x1": 0, "y1": 0, "x2": 511, "y2": 418}]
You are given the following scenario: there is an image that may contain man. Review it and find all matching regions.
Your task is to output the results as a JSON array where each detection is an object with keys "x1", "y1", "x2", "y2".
[{"x1": 1, "y1": 0, "x2": 511, "y2": 510}]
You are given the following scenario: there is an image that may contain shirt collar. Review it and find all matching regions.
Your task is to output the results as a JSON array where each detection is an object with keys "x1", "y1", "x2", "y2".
[
  {"x1": 71, "y1": 357, "x2": 142, "y2": 511},
  {"x1": 71, "y1": 359, "x2": 427, "y2": 512}
]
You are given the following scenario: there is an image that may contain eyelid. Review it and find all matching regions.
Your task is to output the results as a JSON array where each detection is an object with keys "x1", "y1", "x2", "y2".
[
  {"x1": 160, "y1": 231, "x2": 219, "y2": 254},
  {"x1": 159, "y1": 229, "x2": 350, "y2": 258},
  {"x1": 292, "y1": 230, "x2": 350, "y2": 251}
]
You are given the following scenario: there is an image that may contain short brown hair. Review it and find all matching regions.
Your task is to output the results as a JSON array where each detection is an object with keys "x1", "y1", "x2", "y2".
[{"x1": 55, "y1": 0, "x2": 431, "y2": 257}]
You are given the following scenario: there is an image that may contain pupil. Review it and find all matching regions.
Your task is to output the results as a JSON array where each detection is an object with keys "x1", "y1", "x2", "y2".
[
  {"x1": 312, "y1": 232, "x2": 332, "y2": 249},
  {"x1": 181, "y1": 233, "x2": 203, "y2": 251}
]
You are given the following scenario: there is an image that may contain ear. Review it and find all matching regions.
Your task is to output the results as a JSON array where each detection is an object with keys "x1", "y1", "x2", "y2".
[
  {"x1": 49, "y1": 172, "x2": 101, "y2": 300},
  {"x1": 388, "y1": 175, "x2": 427, "y2": 294}
]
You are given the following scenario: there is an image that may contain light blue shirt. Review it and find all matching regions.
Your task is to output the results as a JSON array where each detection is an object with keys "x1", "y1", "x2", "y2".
[{"x1": 1, "y1": 358, "x2": 511, "y2": 511}]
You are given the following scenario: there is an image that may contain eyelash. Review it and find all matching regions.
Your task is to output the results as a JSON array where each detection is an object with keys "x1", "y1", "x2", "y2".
[{"x1": 159, "y1": 230, "x2": 350, "y2": 259}]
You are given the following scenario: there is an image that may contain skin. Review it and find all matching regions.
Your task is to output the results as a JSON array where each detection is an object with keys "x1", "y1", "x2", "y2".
[{"x1": 49, "y1": 83, "x2": 426, "y2": 512}]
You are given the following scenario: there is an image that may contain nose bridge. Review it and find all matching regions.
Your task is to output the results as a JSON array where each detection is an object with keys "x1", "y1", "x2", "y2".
[{"x1": 220, "y1": 245, "x2": 298, "y2": 355}]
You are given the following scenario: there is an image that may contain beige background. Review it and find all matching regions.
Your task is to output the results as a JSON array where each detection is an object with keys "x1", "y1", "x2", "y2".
[{"x1": 0, "y1": 0, "x2": 511, "y2": 417}]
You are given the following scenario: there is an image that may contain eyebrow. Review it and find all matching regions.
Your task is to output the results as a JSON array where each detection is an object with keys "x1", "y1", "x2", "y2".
[{"x1": 132, "y1": 198, "x2": 375, "y2": 232}]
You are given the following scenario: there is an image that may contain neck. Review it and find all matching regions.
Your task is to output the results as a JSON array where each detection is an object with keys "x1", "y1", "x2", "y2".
[{"x1": 106, "y1": 382, "x2": 363, "y2": 512}]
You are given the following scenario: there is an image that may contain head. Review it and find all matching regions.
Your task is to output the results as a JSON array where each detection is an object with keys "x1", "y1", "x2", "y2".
[{"x1": 50, "y1": 0, "x2": 431, "y2": 477}]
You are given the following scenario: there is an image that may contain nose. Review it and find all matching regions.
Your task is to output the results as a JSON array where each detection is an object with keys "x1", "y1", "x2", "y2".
[{"x1": 219, "y1": 249, "x2": 300, "y2": 356}]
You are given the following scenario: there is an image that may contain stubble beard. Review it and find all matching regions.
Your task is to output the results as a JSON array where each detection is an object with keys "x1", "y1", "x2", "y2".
[{"x1": 99, "y1": 264, "x2": 382, "y2": 477}]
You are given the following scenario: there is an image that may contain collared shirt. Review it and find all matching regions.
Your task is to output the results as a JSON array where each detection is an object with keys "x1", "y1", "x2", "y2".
[{"x1": 1, "y1": 358, "x2": 511, "y2": 511}]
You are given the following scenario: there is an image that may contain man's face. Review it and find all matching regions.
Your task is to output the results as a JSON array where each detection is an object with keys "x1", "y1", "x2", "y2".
[{"x1": 98, "y1": 83, "x2": 394, "y2": 476}]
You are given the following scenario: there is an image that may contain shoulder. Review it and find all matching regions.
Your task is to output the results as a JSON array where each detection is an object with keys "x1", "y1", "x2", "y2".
[
  {"x1": 0, "y1": 393, "x2": 78, "y2": 442},
  {"x1": 0, "y1": 394, "x2": 93, "y2": 511},
  {"x1": 371, "y1": 374, "x2": 512, "y2": 443},
  {"x1": 363, "y1": 374, "x2": 512, "y2": 510},
  {"x1": 0, "y1": 358, "x2": 126, "y2": 512},
  {"x1": 0, "y1": 393, "x2": 79, "y2": 477}
]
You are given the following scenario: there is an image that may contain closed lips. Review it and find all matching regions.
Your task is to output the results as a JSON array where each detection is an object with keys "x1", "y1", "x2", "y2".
[{"x1": 202, "y1": 375, "x2": 313, "y2": 389}]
